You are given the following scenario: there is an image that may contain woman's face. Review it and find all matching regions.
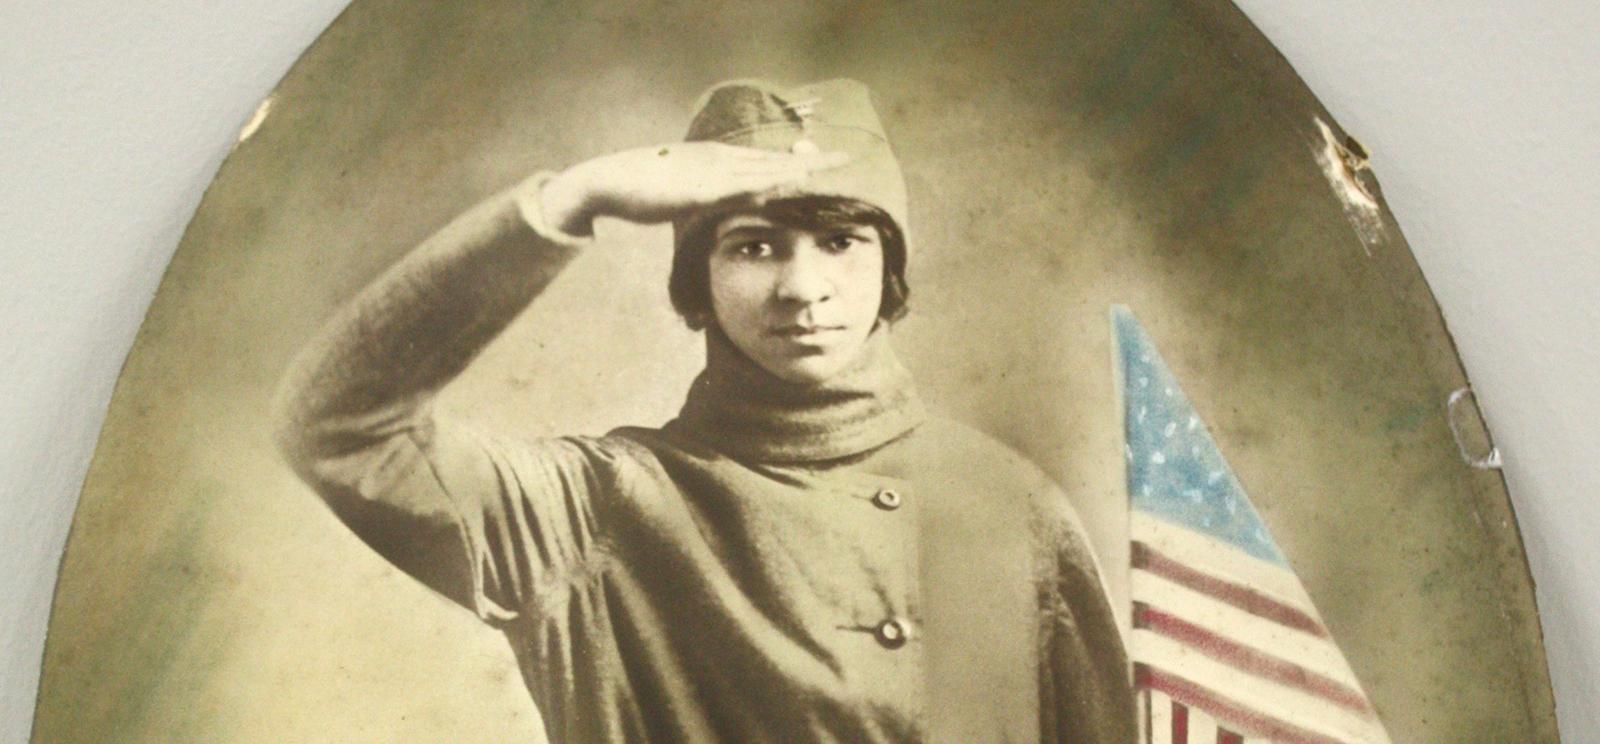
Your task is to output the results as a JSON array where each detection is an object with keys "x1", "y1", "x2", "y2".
[{"x1": 707, "y1": 212, "x2": 884, "y2": 385}]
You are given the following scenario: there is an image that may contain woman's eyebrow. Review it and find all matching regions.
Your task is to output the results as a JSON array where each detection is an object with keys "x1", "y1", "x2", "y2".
[
  {"x1": 715, "y1": 224, "x2": 780, "y2": 242},
  {"x1": 807, "y1": 222, "x2": 876, "y2": 237}
]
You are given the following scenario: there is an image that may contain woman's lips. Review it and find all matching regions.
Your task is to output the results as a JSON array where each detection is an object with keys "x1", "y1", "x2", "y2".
[{"x1": 771, "y1": 324, "x2": 846, "y2": 340}]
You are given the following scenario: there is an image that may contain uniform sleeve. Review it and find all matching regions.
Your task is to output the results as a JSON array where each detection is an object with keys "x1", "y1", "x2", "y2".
[
  {"x1": 1039, "y1": 502, "x2": 1140, "y2": 744},
  {"x1": 283, "y1": 409, "x2": 609, "y2": 625},
  {"x1": 267, "y1": 180, "x2": 606, "y2": 623}
]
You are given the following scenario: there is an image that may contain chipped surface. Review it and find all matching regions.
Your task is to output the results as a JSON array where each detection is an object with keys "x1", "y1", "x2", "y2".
[
  {"x1": 1448, "y1": 387, "x2": 1505, "y2": 470},
  {"x1": 1314, "y1": 117, "x2": 1386, "y2": 255},
  {"x1": 236, "y1": 96, "x2": 273, "y2": 145}
]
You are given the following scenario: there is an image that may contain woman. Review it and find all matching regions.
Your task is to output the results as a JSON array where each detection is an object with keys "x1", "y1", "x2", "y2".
[{"x1": 273, "y1": 78, "x2": 1135, "y2": 743}]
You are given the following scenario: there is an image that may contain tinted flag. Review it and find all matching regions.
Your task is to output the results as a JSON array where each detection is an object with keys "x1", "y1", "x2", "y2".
[{"x1": 1115, "y1": 307, "x2": 1392, "y2": 744}]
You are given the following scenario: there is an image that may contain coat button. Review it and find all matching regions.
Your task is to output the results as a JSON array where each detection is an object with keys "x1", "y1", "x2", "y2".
[
  {"x1": 872, "y1": 488, "x2": 903, "y2": 511},
  {"x1": 875, "y1": 618, "x2": 910, "y2": 649}
]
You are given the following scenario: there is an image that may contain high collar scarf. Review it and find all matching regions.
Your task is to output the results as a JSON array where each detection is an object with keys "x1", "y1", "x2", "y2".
[{"x1": 675, "y1": 324, "x2": 926, "y2": 464}]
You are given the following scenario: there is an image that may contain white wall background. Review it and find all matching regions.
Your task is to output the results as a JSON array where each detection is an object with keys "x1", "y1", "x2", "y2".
[{"x1": 1, "y1": 2, "x2": 1594, "y2": 741}]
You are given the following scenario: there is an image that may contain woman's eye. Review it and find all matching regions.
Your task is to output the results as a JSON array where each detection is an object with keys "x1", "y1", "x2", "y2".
[
  {"x1": 825, "y1": 235, "x2": 861, "y2": 251},
  {"x1": 736, "y1": 241, "x2": 772, "y2": 258}
]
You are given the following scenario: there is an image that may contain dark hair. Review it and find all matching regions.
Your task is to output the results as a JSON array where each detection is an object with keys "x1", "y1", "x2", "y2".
[{"x1": 669, "y1": 196, "x2": 909, "y2": 330}]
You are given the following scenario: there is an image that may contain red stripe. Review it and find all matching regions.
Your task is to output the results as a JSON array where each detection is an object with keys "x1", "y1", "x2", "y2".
[
  {"x1": 1173, "y1": 701, "x2": 1189, "y2": 744},
  {"x1": 1134, "y1": 602, "x2": 1372, "y2": 713},
  {"x1": 1219, "y1": 731, "x2": 1244, "y2": 744},
  {"x1": 1135, "y1": 664, "x2": 1355, "y2": 744},
  {"x1": 1132, "y1": 542, "x2": 1327, "y2": 637}
]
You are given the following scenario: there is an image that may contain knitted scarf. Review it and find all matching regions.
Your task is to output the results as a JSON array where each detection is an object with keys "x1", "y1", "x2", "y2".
[{"x1": 675, "y1": 324, "x2": 926, "y2": 464}]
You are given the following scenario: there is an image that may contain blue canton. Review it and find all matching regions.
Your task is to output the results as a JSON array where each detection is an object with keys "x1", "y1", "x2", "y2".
[{"x1": 1114, "y1": 306, "x2": 1287, "y2": 566}]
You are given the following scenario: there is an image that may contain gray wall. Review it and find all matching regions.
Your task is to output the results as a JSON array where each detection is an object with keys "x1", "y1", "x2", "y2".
[{"x1": 2, "y1": 1, "x2": 1595, "y2": 741}]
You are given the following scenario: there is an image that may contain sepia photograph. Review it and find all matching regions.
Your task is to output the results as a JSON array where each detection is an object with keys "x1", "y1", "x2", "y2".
[{"x1": 27, "y1": 2, "x2": 1559, "y2": 743}]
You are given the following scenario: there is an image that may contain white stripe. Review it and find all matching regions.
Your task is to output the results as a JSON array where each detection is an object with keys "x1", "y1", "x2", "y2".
[
  {"x1": 1135, "y1": 630, "x2": 1391, "y2": 744},
  {"x1": 1150, "y1": 690, "x2": 1173, "y2": 744},
  {"x1": 1132, "y1": 512, "x2": 1313, "y2": 608},
  {"x1": 1189, "y1": 708, "x2": 1219, "y2": 744},
  {"x1": 1138, "y1": 689, "x2": 1150, "y2": 744},
  {"x1": 1130, "y1": 569, "x2": 1366, "y2": 692}
]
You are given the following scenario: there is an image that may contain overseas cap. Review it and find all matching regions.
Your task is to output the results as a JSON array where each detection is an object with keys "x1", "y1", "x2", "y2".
[{"x1": 677, "y1": 78, "x2": 910, "y2": 251}]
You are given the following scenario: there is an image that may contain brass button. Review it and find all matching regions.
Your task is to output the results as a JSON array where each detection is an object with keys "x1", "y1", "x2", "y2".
[
  {"x1": 875, "y1": 618, "x2": 910, "y2": 649},
  {"x1": 872, "y1": 488, "x2": 903, "y2": 511}
]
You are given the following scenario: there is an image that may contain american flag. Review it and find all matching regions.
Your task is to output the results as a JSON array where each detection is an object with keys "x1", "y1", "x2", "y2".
[{"x1": 1114, "y1": 308, "x2": 1392, "y2": 744}]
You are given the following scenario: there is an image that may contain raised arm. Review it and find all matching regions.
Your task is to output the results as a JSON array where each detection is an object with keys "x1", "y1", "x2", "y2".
[
  {"x1": 270, "y1": 177, "x2": 579, "y2": 475},
  {"x1": 271, "y1": 144, "x2": 843, "y2": 615},
  {"x1": 268, "y1": 174, "x2": 591, "y2": 615}
]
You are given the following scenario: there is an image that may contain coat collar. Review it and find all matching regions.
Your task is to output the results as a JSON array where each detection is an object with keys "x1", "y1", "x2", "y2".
[{"x1": 673, "y1": 323, "x2": 925, "y2": 464}]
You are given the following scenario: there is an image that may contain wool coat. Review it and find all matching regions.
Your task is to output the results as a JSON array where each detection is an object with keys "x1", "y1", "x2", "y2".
[{"x1": 283, "y1": 323, "x2": 1137, "y2": 743}]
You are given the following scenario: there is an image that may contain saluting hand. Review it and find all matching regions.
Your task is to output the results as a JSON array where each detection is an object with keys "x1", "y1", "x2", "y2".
[{"x1": 539, "y1": 142, "x2": 850, "y2": 237}]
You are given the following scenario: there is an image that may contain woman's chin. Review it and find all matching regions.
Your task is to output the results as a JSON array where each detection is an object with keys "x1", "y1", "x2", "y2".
[{"x1": 759, "y1": 351, "x2": 856, "y2": 386}]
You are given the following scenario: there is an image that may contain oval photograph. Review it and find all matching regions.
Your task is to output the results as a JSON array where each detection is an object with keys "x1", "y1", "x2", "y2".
[{"x1": 32, "y1": 2, "x2": 1557, "y2": 742}]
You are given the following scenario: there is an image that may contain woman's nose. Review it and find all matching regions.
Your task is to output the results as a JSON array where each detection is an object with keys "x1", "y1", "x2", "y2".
[{"x1": 774, "y1": 243, "x2": 834, "y2": 304}]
